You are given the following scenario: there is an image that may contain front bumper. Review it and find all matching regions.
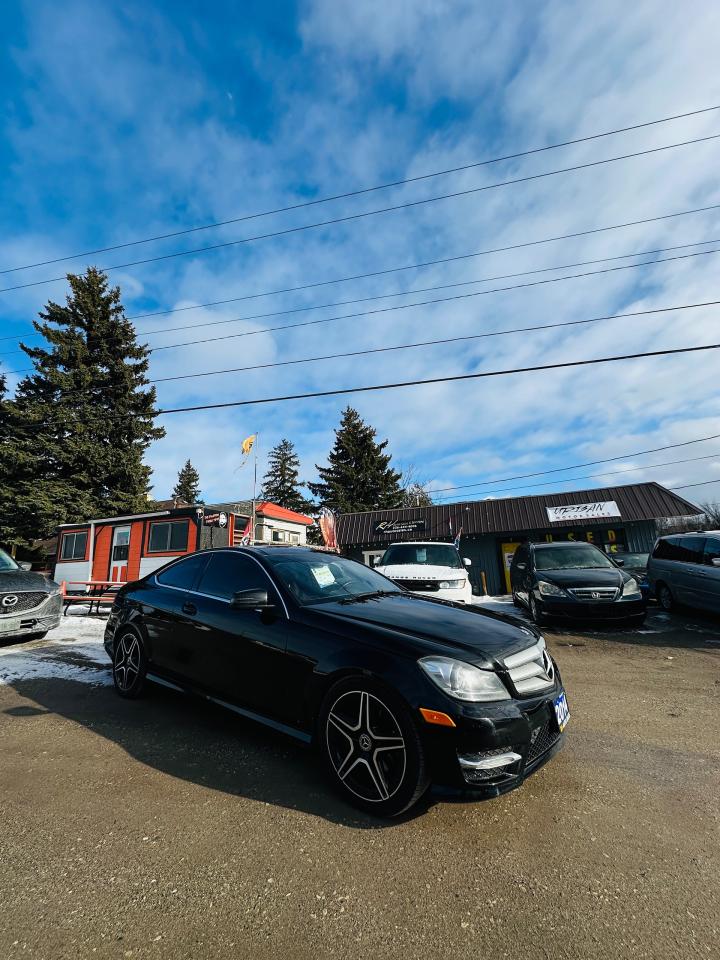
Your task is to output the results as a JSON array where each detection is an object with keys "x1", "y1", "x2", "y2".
[
  {"x1": 536, "y1": 593, "x2": 645, "y2": 621},
  {"x1": 421, "y1": 680, "x2": 568, "y2": 798},
  {"x1": 406, "y1": 584, "x2": 473, "y2": 604},
  {"x1": 0, "y1": 593, "x2": 62, "y2": 640}
]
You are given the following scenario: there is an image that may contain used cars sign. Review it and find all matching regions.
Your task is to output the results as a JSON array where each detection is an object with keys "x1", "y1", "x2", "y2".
[{"x1": 546, "y1": 501, "x2": 622, "y2": 523}]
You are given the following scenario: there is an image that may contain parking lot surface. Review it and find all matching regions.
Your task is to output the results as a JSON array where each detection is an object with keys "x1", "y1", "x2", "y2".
[{"x1": 1, "y1": 604, "x2": 719, "y2": 959}]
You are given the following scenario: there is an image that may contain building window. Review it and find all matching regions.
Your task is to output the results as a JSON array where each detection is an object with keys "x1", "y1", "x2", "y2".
[
  {"x1": 271, "y1": 529, "x2": 288, "y2": 543},
  {"x1": 148, "y1": 520, "x2": 190, "y2": 553},
  {"x1": 60, "y1": 531, "x2": 88, "y2": 561}
]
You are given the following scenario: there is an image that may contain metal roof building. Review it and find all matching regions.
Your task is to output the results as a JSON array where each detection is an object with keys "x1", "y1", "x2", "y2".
[{"x1": 337, "y1": 482, "x2": 701, "y2": 595}]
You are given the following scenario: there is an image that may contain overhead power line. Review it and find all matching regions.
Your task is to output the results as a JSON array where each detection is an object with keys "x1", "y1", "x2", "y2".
[
  {"x1": 3, "y1": 299, "x2": 717, "y2": 381},
  {"x1": 2, "y1": 132, "x2": 720, "y2": 296},
  {"x1": 3, "y1": 201, "x2": 720, "y2": 351},
  {"x1": 2, "y1": 103, "x2": 718, "y2": 277},
  {"x1": 673, "y1": 478, "x2": 720, "y2": 490},
  {"x1": 2, "y1": 231, "x2": 719, "y2": 359},
  {"x1": 432, "y1": 452, "x2": 720, "y2": 503},
  {"x1": 150, "y1": 343, "x2": 720, "y2": 416}
]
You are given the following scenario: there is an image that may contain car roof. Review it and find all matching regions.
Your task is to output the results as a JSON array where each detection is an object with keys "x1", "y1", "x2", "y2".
[
  {"x1": 662, "y1": 530, "x2": 720, "y2": 538},
  {"x1": 196, "y1": 545, "x2": 339, "y2": 559},
  {"x1": 384, "y1": 541, "x2": 456, "y2": 547},
  {"x1": 530, "y1": 541, "x2": 600, "y2": 549}
]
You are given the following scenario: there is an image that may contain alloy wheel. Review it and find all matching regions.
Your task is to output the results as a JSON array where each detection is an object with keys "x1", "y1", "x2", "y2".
[
  {"x1": 326, "y1": 689, "x2": 407, "y2": 803},
  {"x1": 114, "y1": 633, "x2": 141, "y2": 693}
]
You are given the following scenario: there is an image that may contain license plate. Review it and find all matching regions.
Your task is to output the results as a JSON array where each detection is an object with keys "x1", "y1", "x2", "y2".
[
  {"x1": 0, "y1": 617, "x2": 17, "y2": 634},
  {"x1": 553, "y1": 691, "x2": 570, "y2": 732}
]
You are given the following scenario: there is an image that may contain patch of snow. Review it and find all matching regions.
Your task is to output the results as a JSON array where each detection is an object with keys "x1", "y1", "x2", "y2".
[{"x1": 0, "y1": 615, "x2": 110, "y2": 687}]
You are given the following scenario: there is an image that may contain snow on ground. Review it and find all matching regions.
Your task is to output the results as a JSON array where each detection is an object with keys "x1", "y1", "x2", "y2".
[{"x1": 0, "y1": 608, "x2": 110, "y2": 687}]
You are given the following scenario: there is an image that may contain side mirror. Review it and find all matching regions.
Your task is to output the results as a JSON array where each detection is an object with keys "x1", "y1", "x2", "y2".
[
  {"x1": 230, "y1": 588, "x2": 273, "y2": 610},
  {"x1": 615, "y1": 558, "x2": 625, "y2": 567},
  {"x1": 463, "y1": 557, "x2": 471, "y2": 567},
  {"x1": 18, "y1": 561, "x2": 32, "y2": 571}
]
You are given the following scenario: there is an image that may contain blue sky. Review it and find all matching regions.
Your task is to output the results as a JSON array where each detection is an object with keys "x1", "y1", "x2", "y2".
[{"x1": 2, "y1": 0, "x2": 720, "y2": 506}]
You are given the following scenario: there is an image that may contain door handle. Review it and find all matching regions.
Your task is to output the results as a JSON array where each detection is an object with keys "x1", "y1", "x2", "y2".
[{"x1": 182, "y1": 601, "x2": 197, "y2": 615}]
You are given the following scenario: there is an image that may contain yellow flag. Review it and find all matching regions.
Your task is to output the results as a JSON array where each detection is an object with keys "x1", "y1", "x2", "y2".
[{"x1": 241, "y1": 434, "x2": 257, "y2": 456}]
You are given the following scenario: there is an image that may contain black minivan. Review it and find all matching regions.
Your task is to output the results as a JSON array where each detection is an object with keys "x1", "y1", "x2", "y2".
[{"x1": 509, "y1": 541, "x2": 646, "y2": 626}]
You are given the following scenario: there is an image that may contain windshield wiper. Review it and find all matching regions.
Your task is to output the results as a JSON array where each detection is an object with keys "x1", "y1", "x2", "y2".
[{"x1": 338, "y1": 590, "x2": 403, "y2": 604}]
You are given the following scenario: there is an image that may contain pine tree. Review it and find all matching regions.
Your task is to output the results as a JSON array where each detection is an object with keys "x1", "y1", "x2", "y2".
[
  {"x1": 172, "y1": 459, "x2": 202, "y2": 503},
  {"x1": 6, "y1": 267, "x2": 164, "y2": 543},
  {"x1": 307, "y1": 407, "x2": 402, "y2": 513},
  {"x1": 260, "y1": 439, "x2": 310, "y2": 513}
]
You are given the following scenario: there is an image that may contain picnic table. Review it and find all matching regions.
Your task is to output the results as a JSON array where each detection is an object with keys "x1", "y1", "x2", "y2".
[{"x1": 60, "y1": 580, "x2": 123, "y2": 616}]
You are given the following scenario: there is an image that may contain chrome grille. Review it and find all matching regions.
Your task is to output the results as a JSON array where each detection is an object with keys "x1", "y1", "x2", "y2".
[
  {"x1": 567, "y1": 586, "x2": 619, "y2": 602},
  {"x1": 0, "y1": 592, "x2": 47, "y2": 615},
  {"x1": 502, "y1": 638, "x2": 555, "y2": 696},
  {"x1": 393, "y1": 579, "x2": 440, "y2": 591}
]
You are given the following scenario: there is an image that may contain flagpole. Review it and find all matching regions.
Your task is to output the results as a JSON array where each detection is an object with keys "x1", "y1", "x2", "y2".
[{"x1": 251, "y1": 433, "x2": 258, "y2": 545}]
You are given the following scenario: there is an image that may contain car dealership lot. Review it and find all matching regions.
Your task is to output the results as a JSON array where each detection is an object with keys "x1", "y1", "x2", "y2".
[{"x1": 1, "y1": 608, "x2": 718, "y2": 960}]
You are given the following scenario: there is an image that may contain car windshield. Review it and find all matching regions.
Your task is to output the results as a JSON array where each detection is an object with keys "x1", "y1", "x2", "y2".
[
  {"x1": 534, "y1": 545, "x2": 616, "y2": 570},
  {"x1": 379, "y1": 544, "x2": 463, "y2": 568},
  {"x1": 614, "y1": 552, "x2": 649, "y2": 567},
  {"x1": 265, "y1": 552, "x2": 403, "y2": 606},
  {"x1": 0, "y1": 548, "x2": 19, "y2": 572}
]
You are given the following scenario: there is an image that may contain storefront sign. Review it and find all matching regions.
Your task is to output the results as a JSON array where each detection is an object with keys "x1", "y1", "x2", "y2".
[
  {"x1": 373, "y1": 518, "x2": 427, "y2": 535},
  {"x1": 546, "y1": 500, "x2": 621, "y2": 523},
  {"x1": 203, "y1": 511, "x2": 228, "y2": 528}
]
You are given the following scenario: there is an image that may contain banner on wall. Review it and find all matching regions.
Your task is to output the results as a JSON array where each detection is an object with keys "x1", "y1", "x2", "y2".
[{"x1": 546, "y1": 501, "x2": 621, "y2": 523}]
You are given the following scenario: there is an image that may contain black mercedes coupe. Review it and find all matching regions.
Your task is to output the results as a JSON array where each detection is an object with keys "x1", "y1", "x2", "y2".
[{"x1": 105, "y1": 547, "x2": 568, "y2": 816}]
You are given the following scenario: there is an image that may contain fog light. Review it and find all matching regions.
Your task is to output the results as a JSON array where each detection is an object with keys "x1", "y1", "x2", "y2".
[{"x1": 457, "y1": 748, "x2": 522, "y2": 783}]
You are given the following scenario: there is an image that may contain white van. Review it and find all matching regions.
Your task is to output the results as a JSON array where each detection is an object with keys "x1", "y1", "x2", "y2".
[{"x1": 374, "y1": 541, "x2": 473, "y2": 604}]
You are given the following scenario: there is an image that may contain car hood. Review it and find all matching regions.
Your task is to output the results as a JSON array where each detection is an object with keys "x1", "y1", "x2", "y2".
[
  {"x1": 537, "y1": 567, "x2": 627, "y2": 588},
  {"x1": 375, "y1": 564, "x2": 467, "y2": 581},
  {"x1": 0, "y1": 569, "x2": 59, "y2": 593},
  {"x1": 311, "y1": 593, "x2": 539, "y2": 665}
]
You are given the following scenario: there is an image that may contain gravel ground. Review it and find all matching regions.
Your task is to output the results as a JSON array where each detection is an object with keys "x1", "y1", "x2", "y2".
[{"x1": 1, "y1": 605, "x2": 718, "y2": 959}]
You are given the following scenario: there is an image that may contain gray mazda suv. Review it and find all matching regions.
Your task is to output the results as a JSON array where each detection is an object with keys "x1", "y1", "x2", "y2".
[{"x1": 0, "y1": 547, "x2": 62, "y2": 642}]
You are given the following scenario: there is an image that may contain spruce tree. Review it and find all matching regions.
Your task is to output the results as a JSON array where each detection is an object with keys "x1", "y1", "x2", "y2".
[
  {"x1": 7, "y1": 267, "x2": 164, "y2": 542},
  {"x1": 260, "y1": 438, "x2": 310, "y2": 513},
  {"x1": 172, "y1": 459, "x2": 202, "y2": 503},
  {"x1": 307, "y1": 407, "x2": 402, "y2": 513}
]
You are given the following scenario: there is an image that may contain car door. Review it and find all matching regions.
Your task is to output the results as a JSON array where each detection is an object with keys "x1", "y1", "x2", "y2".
[
  {"x1": 509, "y1": 544, "x2": 529, "y2": 603},
  {"x1": 700, "y1": 537, "x2": 720, "y2": 612},
  {"x1": 142, "y1": 553, "x2": 212, "y2": 680},
  {"x1": 185, "y1": 551, "x2": 289, "y2": 715},
  {"x1": 672, "y1": 537, "x2": 706, "y2": 607}
]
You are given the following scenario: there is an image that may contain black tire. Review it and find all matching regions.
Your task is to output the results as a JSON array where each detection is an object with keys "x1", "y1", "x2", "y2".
[
  {"x1": 529, "y1": 593, "x2": 548, "y2": 626},
  {"x1": 657, "y1": 583, "x2": 675, "y2": 613},
  {"x1": 628, "y1": 614, "x2": 646, "y2": 627},
  {"x1": 319, "y1": 678, "x2": 429, "y2": 818},
  {"x1": 112, "y1": 629, "x2": 147, "y2": 699}
]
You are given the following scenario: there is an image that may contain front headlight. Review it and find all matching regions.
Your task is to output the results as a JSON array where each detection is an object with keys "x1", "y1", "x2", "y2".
[
  {"x1": 623, "y1": 577, "x2": 641, "y2": 598},
  {"x1": 438, "y1": 579, "x2": 465, "y2": 589},
  {"x1": 537, "y1": 580, "x2": 565, "y2": 597},
  {"x1": 419, "y1": 656, "x2": 510, "y2": 702}
]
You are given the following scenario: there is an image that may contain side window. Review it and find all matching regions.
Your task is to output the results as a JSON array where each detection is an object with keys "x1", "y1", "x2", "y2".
[
  {"x1": 675, "y1": 537, "x2": 705, "y2": 564},
  {"x1": 156, "y1": 553, "x2": 209, "y2": 591},
  {"x1": 703, "y1": 538, "x2": 720, "y2": 565},
  {"x1": 197, "y1": 552, "x2": 272, "y2": 601},
  {"x1": 653, "y1": 537, "x2": 680, "y2": 560}
]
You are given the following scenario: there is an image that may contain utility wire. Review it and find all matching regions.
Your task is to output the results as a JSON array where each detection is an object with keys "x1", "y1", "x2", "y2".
[
  {"x1": 673, "y1": 478, "x2": 720, "y2": 490},
  {"x1": 2, "y1": 132, "x2": 719, "y2": 295},
  {"x1": 3, "y1": 298, "x2": 717, "y2": 381},
  {"x1": 431, "y1": 452, "x2": 720, "y2": 503},
  {"x1": 141, "y1": 300, "x2": 720, "y2": 383},
  {"x1": 3, "y1": 103, "x2": 718, "y2": 277},
  {"x1": 151, "y1": 343, "x2": 720, "y2": 416},
  {"x1": 3, "y1": 203, "x2": 720, "y2": 350}
]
